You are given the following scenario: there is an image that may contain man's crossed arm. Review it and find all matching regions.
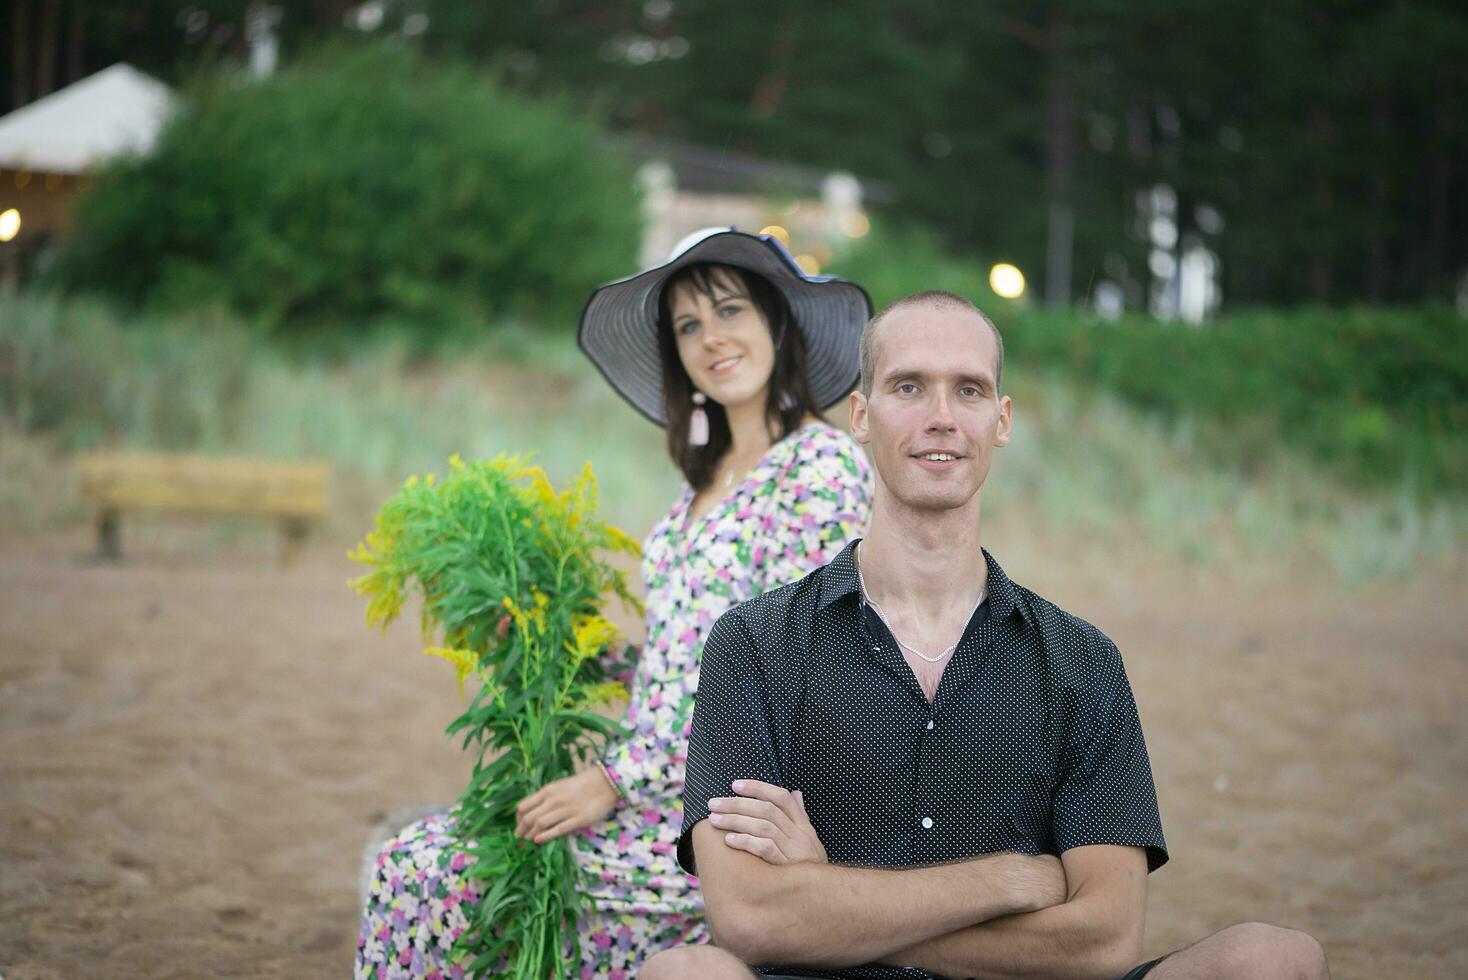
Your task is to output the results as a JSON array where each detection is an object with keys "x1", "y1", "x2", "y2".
[{"x1": 693, "y1": 781, "x2": 1148, "y2": 980}]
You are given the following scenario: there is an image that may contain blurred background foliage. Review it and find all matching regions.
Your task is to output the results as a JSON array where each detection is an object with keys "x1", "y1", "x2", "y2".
[
  {"x1": 6, "y1": 291, "x2": 1462, "y2": 584},
  {"x1": 16, "y1": 0, "x2": 1466, "y2": 307},
  {"x1": 398, "y1": 0, "x2": 1468, "y2": 308},
  {"x1": 52, "y1": 45, "x2": 640, "y2": 332},
  {"x1": 2, "y1": 0, "x2": 1465, "y2": 580},
  {"x1": 993, "y1": 306, "x2": 1468, "y2": 496},
  {"x1": 837, "y1": 223, "x2": 1468, "y2": 496}
]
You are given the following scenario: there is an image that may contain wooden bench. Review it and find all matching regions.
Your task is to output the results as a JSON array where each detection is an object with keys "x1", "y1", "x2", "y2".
[{"x1": 76, "y1": 453, "x2": 331, "y2": 562}]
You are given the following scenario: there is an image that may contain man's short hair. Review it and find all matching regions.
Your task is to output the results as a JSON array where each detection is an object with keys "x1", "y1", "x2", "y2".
[{"x1": 858, "y1": 290, "x2": 1005, "y2": 396}]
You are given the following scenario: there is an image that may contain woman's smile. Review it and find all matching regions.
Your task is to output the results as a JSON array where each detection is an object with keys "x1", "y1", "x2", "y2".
[{"x1": 708, "y1": 355, "x2": 743, "y2": 376}]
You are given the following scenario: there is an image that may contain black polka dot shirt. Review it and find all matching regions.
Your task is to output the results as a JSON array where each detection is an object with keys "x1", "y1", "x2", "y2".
[{"x1": 678, "y1": 540, "x2": 1167, "y2": 980}]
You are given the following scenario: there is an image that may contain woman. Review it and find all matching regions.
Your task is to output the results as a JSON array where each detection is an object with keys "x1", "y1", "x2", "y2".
[{"x1": 357, "y1": 228, "x2": 874, "y2": 979}]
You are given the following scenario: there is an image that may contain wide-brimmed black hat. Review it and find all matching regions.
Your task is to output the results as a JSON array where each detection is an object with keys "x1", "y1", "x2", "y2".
[{"x1": 578, "y1": 227, "x2": 873, "y2": 426}]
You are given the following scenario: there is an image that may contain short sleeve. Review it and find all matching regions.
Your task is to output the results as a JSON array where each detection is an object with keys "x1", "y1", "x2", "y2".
[
  {"x1": 1052, "y1": 642, "x2": 1169, "y2": 871},
  {"x1": 675, "y1": 610, "x2": 782, "y2": 875},
  {"x1": 754, "y1": 429, "x2": 872, "y2": 595},
  {"x1": 598, "y1": 653, "x2": 697, "y2": 810}
]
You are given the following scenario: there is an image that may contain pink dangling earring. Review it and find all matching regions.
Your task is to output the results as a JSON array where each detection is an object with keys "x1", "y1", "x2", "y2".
[{"x1": 689, "y1": 391, "x2": 710, "y2": 447}]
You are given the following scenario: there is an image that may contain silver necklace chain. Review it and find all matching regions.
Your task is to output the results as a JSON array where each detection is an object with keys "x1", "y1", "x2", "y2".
[{"x1": 856, "y1": 548, "x2": 986, "y2": 664}]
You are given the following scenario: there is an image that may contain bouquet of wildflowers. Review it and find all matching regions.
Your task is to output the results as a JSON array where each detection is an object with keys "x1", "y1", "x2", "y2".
[{"x1": 351, "y1": 454, "x2": 641, "y2": 977}]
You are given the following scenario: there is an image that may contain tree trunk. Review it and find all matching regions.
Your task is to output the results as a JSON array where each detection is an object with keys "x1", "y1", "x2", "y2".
[
  {"x1": 1126, "y1": 104, "x2": 1152, "y2": 160},
  {"x1": 12, "y1": 0, "x2": 33, "y2": 109},
  {"x1": 1307, "y1": 106, "x2": 1334, "y2": 302},
  {"x1": 750, "y1": 12, "x2": 800, "y2": 119},
  {"x1": 1365, "y1": 98, "x2": 1391, "y2": 302},
  {"x1": 1425, "y1": 97, "x2": 1451, "y2": 297},
  {"x1": 37, "y1": 0, "x2": 62, "y2": 97},
  {"x1": 1309, "y1": 175, "x2": 1333, "y2": 302},
  {"x1": 67, "y1": 3, "x2": 87, "y2": 84},
  {"x1": 311, "y1": 0, "x2": 357, "y2": 29},
  {"x1": 1043, "y1": 12, "x2": 1074, "y2": 308}
]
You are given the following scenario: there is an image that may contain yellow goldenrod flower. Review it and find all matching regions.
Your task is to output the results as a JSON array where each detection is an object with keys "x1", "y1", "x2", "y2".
[
  {"x1": 425, "y1": 646, "x2": 480, "y2": 696},
  {"x1": 605, "y1": 525, "x2": 640, "y2": 557},
  {"x1": 580, "y1": 681, "x2": 630, "y2": 709},
  {"x1": 529, "y1": 469, "x2": 556, "y2": 506},
  {"x1": 567, "y1": 613, "x2": 619, "y2": 664}
]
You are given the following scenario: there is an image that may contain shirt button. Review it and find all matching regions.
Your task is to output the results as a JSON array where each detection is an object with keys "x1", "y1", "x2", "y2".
[
  {"x1": 926, "y1": 720, "x2": 935, "y2": 730},
  {"x1": 921, "y1": 816, "x2": 934, "y2": 829}
]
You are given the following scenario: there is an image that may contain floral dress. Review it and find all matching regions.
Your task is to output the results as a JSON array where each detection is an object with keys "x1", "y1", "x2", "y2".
[{"x1": 356, "y1": 423, "x2": 873, "y2": 979}]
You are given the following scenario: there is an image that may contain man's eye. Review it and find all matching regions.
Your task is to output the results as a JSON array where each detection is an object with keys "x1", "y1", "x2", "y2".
[
  {"x1": 897, "y1": 383, "x2": 918, "y2": 394},
  {"x1": 960, "y1": 386, "x2": 980, "y2": 397}
]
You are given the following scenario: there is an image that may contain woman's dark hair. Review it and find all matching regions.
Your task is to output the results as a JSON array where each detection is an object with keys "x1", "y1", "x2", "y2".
[{"x1": 657, "y1": 262, "x2": 820, "y2": 491}]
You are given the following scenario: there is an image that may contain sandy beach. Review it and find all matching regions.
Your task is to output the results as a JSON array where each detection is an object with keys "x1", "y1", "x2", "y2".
[{"x1": 1, "y1": 523, "x2": 1465, "y2": 978}]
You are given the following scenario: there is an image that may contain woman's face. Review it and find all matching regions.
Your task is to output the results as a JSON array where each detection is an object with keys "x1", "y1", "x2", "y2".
[{"x1": 668, "y1": 267, "x2": 777, "y2": 412}]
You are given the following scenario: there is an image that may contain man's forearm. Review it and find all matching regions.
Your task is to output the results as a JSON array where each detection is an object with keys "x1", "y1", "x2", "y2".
[
  {"x1": 715, "y1": 858, "x2": 1053, "y2": 967},
  {"x1": 879, "y1": 883, "x2": 1145, "y2": 980},
  {"x1": 698, "y1": 826, "x2": 1063, "y2": 968}
]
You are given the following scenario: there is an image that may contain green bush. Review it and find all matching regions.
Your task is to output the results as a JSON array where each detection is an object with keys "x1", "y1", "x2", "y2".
[
  {"x1": 56, "y1": 44, "x2": 641, "y2": 333},
  {"x1": 833, "y1": 226, "x2": 1467, "y2": 494},
  {"x1": 996, "y1": 306, "x2": 1468, "y2": 494}
]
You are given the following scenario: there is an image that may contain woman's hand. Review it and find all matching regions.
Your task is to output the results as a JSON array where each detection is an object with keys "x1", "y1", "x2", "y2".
[
  {"x1": 708, "y1": 779, "x2": 827, "y2": 865},
  {"x1": 514, "y1": 767, "x2": 620, "y2": 844}
]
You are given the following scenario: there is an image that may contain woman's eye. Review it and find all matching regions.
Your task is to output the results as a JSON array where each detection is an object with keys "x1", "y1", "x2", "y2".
[
  {"x1": 718, "y1": 304, "x2": 742, "y2": 318},
  {"x1": 677, "y1": 320, "x2": 699, "y2": 335}
]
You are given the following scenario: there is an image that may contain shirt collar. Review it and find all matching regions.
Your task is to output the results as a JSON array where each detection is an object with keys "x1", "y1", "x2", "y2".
[
  {"x1": 818, "y1": 538, "x2": 1026, "y2": 626},
  {"x1": 816, "y1": 540, "x2": 862, "y2": 610}
]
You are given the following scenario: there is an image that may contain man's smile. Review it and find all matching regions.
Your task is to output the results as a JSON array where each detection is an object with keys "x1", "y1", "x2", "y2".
[{"x1": 912, "y1": 448, "x2": 965, "y2": 468}]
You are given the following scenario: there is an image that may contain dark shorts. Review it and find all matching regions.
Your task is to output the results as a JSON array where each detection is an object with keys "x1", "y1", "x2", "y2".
[
  {"x1": 1115, "y1": 953, "x2": 1171, "y2": 979},
  {"x1": 758, "y1": 957, "x2": 1171, "y2": 980}
]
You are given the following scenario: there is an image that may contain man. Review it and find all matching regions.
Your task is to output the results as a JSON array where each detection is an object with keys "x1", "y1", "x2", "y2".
[{"x1": 641, "y1": 291, "x2": 1329, "y2": 980}]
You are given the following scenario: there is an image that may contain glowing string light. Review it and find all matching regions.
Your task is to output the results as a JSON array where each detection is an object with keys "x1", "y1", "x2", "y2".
[
  {"x1": 840, "y1": 211, "x2": 870, "y2": 238},
  {"x1": 989, "y1": 263, "x2": 1025, "y2": 299}
]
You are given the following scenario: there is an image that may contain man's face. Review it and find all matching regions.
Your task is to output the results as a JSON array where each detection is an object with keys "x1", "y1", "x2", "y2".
[{"x1": 849, "y1": 304, "x2": 1012, "y2": 513}]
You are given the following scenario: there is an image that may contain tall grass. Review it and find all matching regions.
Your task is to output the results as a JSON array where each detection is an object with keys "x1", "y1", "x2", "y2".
[
  {"x1": 987, "y1": 370, "x2": 1466, "y2": 584},
  {"x1": 2, "y1": 293, "x2": 1462, "y2": 583},
  {"x1": 0, "y1": 294, "x2": 676, "y2": 536}
]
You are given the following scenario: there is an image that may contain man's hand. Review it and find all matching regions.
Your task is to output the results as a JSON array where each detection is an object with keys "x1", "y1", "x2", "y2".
[
  {"x1": 514, "y1": 767, "x2": 619, "y2": 844},
  {"x1": 709, "y1": 779, "x2": 827, "y2": 865}
]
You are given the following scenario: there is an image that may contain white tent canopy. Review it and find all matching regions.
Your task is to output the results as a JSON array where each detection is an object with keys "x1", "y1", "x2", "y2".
[{"x1": 0, "y1": 64, "x2": 175, "y2": 175}]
